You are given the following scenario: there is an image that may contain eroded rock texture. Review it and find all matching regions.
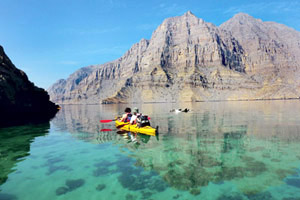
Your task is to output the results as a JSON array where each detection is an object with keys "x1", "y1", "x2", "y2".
[{"x1": 48, "y1": 12, "x2": 300, "y2": 104}]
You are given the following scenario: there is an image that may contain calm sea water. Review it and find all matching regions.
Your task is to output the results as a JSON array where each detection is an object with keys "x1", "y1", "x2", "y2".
[{"x1": 1, "y1": 101, "x2": 300, "y2": 200}]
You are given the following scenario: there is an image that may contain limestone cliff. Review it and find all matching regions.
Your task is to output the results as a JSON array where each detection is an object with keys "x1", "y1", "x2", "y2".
[
  {"x1": 48, "y1": 11, "x2": 300, "y2": 104},
  {"x1": 0, "y1": 45, "x2": 59, "y2": 127}
]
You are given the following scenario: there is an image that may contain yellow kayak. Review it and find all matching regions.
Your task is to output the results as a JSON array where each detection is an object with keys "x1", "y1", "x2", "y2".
[{"x1": 115, "y1": 120, "x2": 157, "y2": 136}]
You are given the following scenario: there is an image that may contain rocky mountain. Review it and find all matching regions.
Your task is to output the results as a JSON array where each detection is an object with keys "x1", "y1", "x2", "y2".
[
  {"x1": 0, "y1": 45, "x2": 59, "y2": 127},
  {"x1": 48, "y1": 11, "x2": 300, "y2": 104}
]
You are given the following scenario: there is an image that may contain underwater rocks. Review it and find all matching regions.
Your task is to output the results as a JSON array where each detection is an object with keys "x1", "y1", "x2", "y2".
[
  {"x1": 125, "y1": 194, "x2": 136, "y2": 200},
  {"x1": 276, "y1": 169, "x2": 296, "y2": 180},
  {"x1": 244, "y1": 160, "x2": 267, "y2": 177},
  {"x1": 190, "y1": 188, "x2": 201, "y2": 196},
  {"x1": 43, "y1": 156, "x2": 72, "y2": 175},
  {"x1": 286, "y1": 178, "x2": 300, "y2": 188},
  {"x1": 118, "y1": 166, "x2": 167, "y2": 192},
  {"x1": 55, "y1": 179, "x2": 85, "y2": 196},
  {"x1": 246, "y1": 191, "x2": 274, "y2": 200},
  {"x1": 93, "y1": 160, "x2": 117, "y2": 177},
  {"x1": 96, "y1": 184, "x2": 106, "y2": 191},
  {"x1": 217, "y1": 194, "x2": 244, "y2": 200},
  {"x1": 47, "y1": 165, "x2": 72, "y2": 175},
  {"x1": 0, "y1": 193, "x2": 17, "y2": 200},
  {"x1": 56, "y1": 187, "x2": 69, "y2": 196},
  {"x1": 172, "y1": 194, "x2": 181, "y2": 199},
  {"x1": 163, "y1": 169, "x2": 193, "y2": 190},
  {"x1": 43, "y1": 155, "x2": 71, "y2": 175},
  {"x1": 141, "y1": 190, "x2": 154, "y2": 199},
  {"x1": 157, "y1": 153, "x2": 270, "y2": 193},
  {"x1": 66, "y1": 179, "x2": 85, "y2": 191}
]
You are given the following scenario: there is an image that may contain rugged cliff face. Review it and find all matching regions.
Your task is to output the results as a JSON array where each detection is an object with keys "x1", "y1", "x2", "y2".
[
  {"x1": 0, "y1": 45, "x2": 59, "y2": 127},
  {"x1": 48, "y1": 11, "x2": 300, "y2": 104},
  {"x1": 220, "y1": 13, "x2": 300, "y2": 99}
]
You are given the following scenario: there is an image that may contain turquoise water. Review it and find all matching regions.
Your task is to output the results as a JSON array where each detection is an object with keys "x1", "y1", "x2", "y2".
[{"x1": 1, "y1": 101, "x2": 300, "y2": 200}]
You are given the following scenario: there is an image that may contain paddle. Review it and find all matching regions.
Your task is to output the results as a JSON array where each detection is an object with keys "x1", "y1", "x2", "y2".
[
  {"x1": 100, "y1": 119, "x2": 116, "y2": 123},
  {"x1": 100, "y1": 128, "x2": 112, "y2": 132},
  {"x1": 100, "y1": 116, "x2": 151, "y2": 123}
]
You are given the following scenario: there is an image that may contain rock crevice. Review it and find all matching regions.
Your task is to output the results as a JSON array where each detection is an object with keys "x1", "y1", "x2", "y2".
[{"x1": 48, "y1": 12, "x2": 300, "y2": 104}]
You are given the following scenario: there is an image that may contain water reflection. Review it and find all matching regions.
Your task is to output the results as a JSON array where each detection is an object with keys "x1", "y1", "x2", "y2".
[
  {"x1": 50, "y1": 101, "x2": 300, "y2": 197},
  {"x1": 0, "y1": 123, "x2": 50, "y2": 185}
]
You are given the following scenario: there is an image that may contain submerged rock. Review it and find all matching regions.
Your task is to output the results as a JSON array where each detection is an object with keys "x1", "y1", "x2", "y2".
[
  {"x1": 286, "y1": 178, "x2": 300, "y2": 188},
  {"x1": 55, "y1": 186, "x2": 69, "y2": 196},
  {"x1": 65, "y1": 179, "x2": 85, "y2": 191},
  {"x1": 125, "y1": 194, "x2": 136, "y2": 200},
  {"x1": 246, "y1": 191, "x2": 274, "y2": 200},
  {"x1": 217, "y1": 194, "x2": 244, "y2": 200},
  {"x1": 190, "y1": 188, "x2": 201, "y2": 196},
  {"x1": 96, "y1": 184, "x2": 106, "y2": 191},
  {"x1": 0, "y1": 193, "x2": 17, "y2": 200}
]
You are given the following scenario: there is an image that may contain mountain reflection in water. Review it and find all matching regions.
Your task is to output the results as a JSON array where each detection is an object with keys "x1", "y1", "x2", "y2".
[
  {"x1": 50, "y1": 101, "x2": 300, "y2": 196},
  {"x1": 1, "y1": 101, "x2": 300, "y2": 200}
]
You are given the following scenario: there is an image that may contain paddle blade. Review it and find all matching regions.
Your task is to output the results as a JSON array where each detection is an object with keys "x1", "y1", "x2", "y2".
[
  {"x1": 100, "y1": 129, "x2": 112, "y2": 132},
  {"x1": 116, "y1": 124, "x2": 126, "y2": 128},
  {"x1": 100, "y1": 120, "x2": 113, "y2": 123}
]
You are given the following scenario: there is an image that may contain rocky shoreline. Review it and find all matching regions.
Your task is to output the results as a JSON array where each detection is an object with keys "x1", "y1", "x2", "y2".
[{"x1": 0, "y1": 45, "x2": 59, "y2": 127}]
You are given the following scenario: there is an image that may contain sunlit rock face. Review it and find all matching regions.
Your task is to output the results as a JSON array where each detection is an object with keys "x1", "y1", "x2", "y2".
[
  {"x1": 0, "y1": 46, "x2": 59, "y2": 127},
  {"x1": 220, "y1": 13, "x2": 300, "y2": 100},
  {"x1": 48, "y1": 11, "x2": 300, "y2": 104}
]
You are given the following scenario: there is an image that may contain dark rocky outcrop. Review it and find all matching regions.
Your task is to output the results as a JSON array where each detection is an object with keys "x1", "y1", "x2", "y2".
[
  {"x1": 48, "y1": 11, "x2": 300, "y2": 104},
  {"x1": 0, "y1": 45, "x2": 59, "y2": 127}
]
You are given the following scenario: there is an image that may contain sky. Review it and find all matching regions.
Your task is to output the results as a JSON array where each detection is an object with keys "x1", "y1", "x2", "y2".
[{"x1": 1, "y1": 0, "x2": 300, "y2": 89}]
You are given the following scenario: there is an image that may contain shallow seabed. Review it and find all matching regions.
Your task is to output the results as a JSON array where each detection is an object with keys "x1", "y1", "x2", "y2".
[{"x1": 1, "y1": 100, "x2": 300, "y2": 200}]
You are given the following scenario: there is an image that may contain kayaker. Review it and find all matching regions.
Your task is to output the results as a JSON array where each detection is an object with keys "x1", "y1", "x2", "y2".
[
  {"x1": 182, "y1": 108, "x2": 189, "y2": 112},
  {"x1": 120, "y1": 107, "x2": 132, "y2": 122},
  {"x1": 170, "y1": 108, "x2": 189, "y2": 113},
  {"x1": 137, "y1": 114, "x2": 151, "y2": 127},
  {"x1": 130, "y1": 107, "x2": 140, "y2": 125}
]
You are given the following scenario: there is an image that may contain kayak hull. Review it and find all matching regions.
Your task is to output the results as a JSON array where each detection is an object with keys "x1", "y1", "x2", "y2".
[{"x1": 115, "y1": 120, "x2": 156, "y2": 136}]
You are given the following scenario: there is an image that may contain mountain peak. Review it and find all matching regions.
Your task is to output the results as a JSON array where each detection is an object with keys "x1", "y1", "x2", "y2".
[
  {"x1": 233, "y1": 12, "x2": 253, "y2": 18},
  {"x1": 220, "y1": 12, "x2": 262, "y2": 29},
  {"x1": 183, "y1": 10, "x2": 195, "y2": 17},
  {"x1": 48, "y1": 12, "x2": 300, "y2": 104},
  {"x1": 230, "y1": 12, "x2": 262, "y2": 24}
]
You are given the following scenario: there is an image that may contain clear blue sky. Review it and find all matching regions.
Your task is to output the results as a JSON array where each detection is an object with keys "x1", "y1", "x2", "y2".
[{"x1": 1, "y1": 0, "x2": 300, "y2": 89}]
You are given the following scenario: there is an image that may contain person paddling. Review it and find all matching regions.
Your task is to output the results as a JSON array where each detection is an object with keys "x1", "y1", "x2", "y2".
[
  {"x1": 120, "y1": 107, "x2": 132, "y2": 122},
  {"x1": 130, "y1": 107, "x2": 140, "y2": 125}
]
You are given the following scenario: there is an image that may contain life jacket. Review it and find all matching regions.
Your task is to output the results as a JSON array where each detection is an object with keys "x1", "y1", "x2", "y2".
[
  {"x1": 131, "y1": 113, "x2": 141, "y2": 124},
  {"x1": 123, "y1": 113, "x2": 132, "y2": 122}
]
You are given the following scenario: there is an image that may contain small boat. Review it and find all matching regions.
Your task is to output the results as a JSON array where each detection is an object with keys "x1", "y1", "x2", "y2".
[{"x1": 115, "y1": 120, "x2": 157, "y2": 136}]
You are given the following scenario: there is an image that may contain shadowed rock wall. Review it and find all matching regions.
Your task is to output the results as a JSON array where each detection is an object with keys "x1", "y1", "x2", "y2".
[{"x1": 0, "y1": 46, "x2": 59, "y2": 127}]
